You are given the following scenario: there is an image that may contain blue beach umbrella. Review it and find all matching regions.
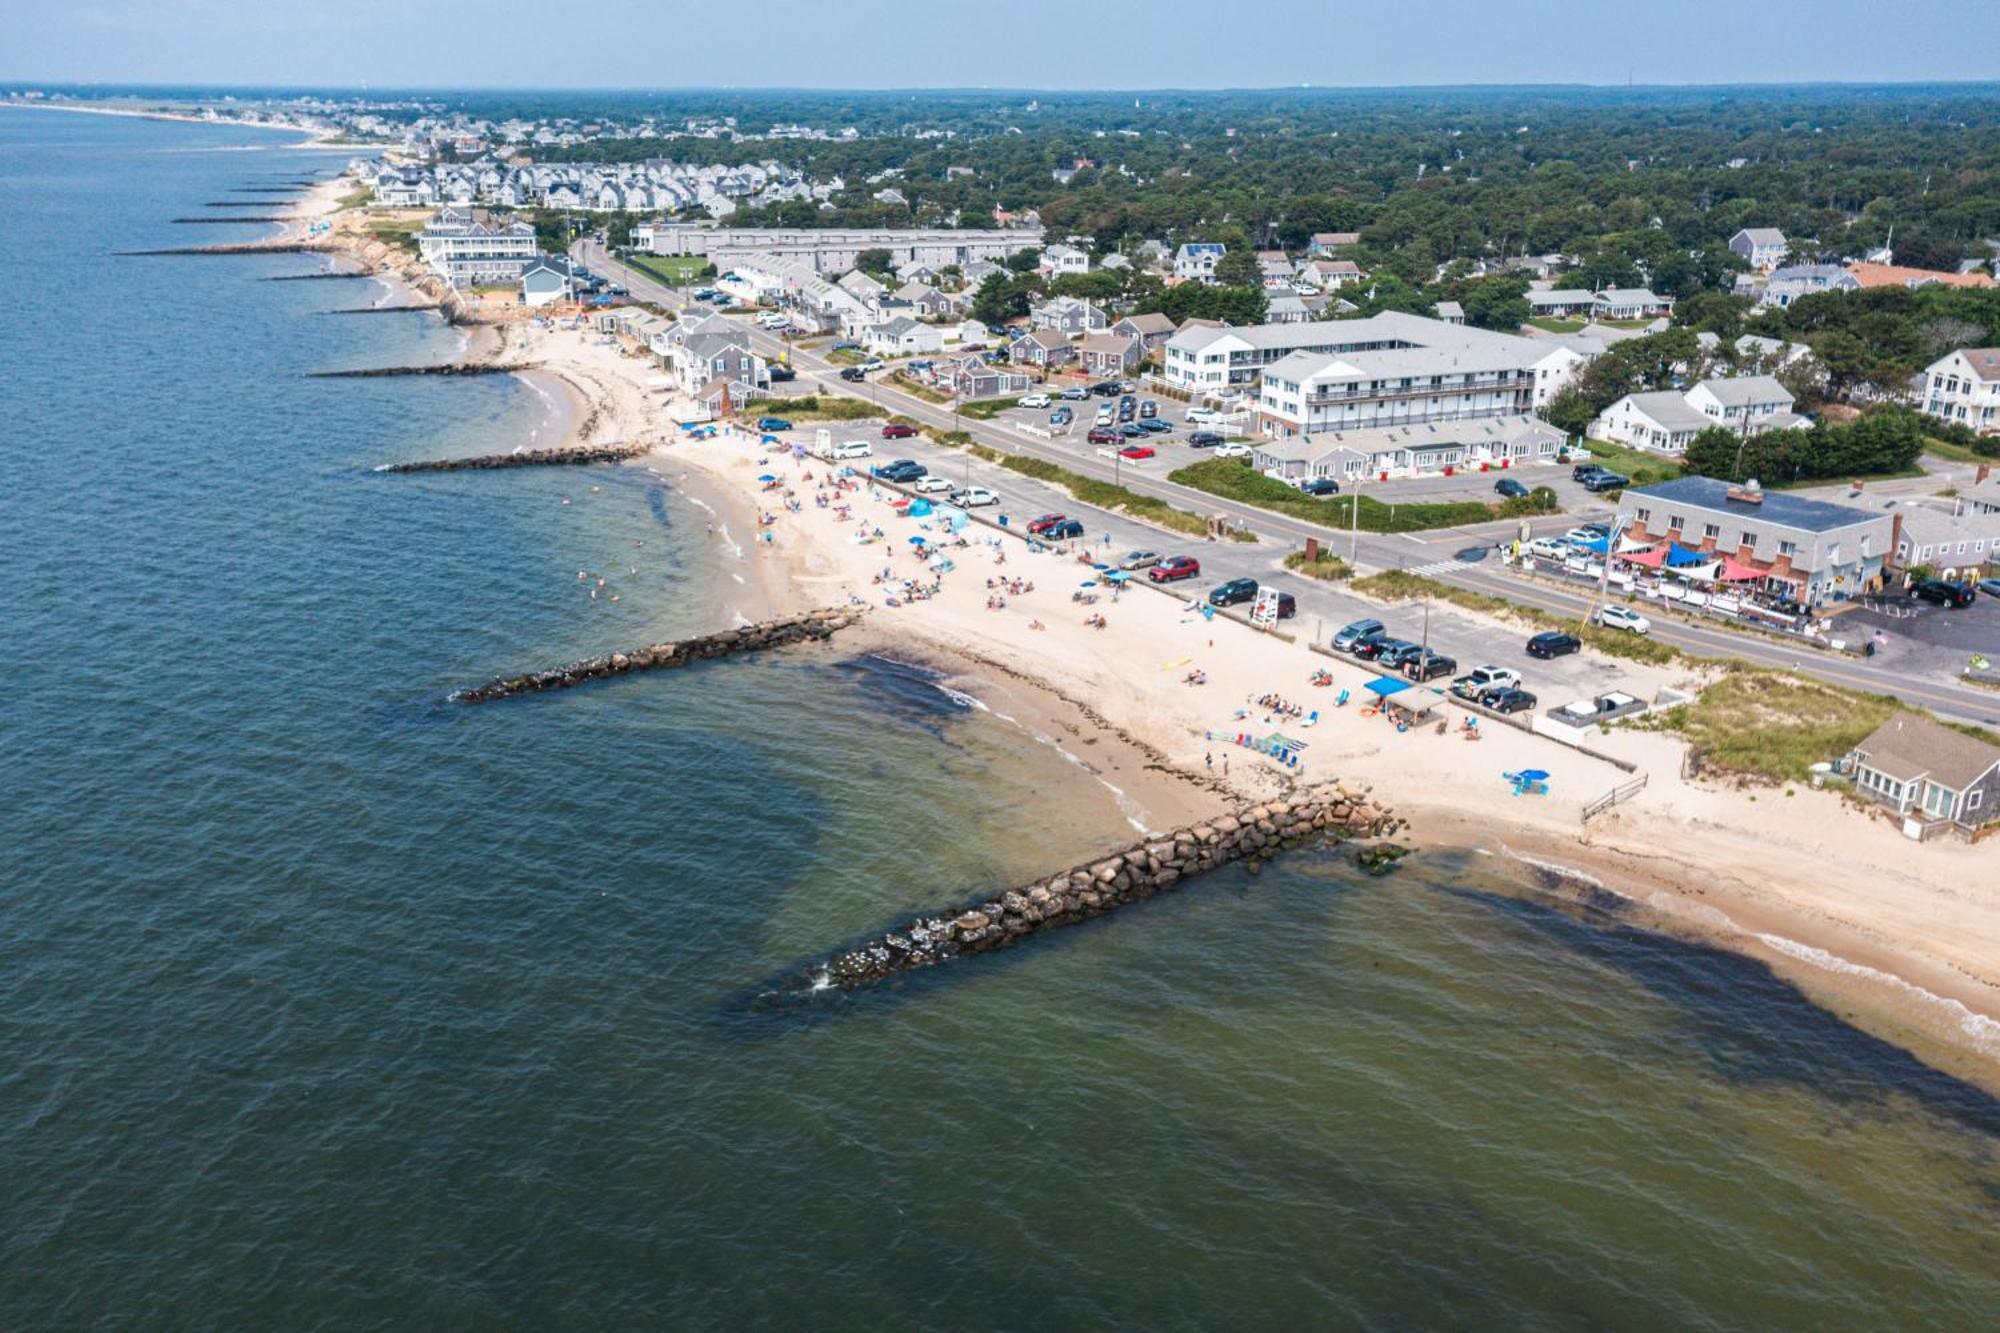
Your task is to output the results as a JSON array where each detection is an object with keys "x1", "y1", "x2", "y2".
[{"x1": 757, "y1": 473, "x2": 777, "y2": 482}]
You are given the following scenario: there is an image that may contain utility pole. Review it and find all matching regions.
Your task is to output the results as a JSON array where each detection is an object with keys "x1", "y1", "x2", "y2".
[{"x1": 1587, "y1": 510, "x2": 1630, "y2": 626}]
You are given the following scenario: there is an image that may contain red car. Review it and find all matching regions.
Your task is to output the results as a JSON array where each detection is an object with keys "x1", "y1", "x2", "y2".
[
  {"x1": 1086, "y1": 428, "x2": 1121, "y2": 445},
  {"x1": 1148, "y1": 555, "x2": 1200, "y2": 583},
  {"x1": 1117, "y1": 445, "x2": 1156, "y2": 460},
  {"x1": 881, "y1": 423, "x2": 918, "y2": 439},
  {"x1": 1026, "y1": 513, "x2": 1069, "y2": 536}
]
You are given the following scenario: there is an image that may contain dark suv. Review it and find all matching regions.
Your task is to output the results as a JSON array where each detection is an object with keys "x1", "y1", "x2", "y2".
[
  {"x1": 1913, "y1": 578, "x2": 1976, "y2": 609},
  {"x1": 1208, "y1": 577, "x2": 1258, "y2": 607}
]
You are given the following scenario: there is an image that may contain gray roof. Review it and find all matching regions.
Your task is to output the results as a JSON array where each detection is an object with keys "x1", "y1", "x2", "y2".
[
  {"x1": 1626, "y1": 477, "x2": 1884, "y2": 535},
  {"x1": 1735, "y1": 228, "x2": 1787, "y2": 245},
  {"x1": 1255, "y1": 414, "x2": 1561, "y2": 465},
  {"x1": 1694, "y1": 374, "x2": 1793, "y2": 408},
  {"x1": 1853, "y1": 712, "x2": 2000, "y2": 790},
  {"x1": 1612, "y1": 391, "x2": 1712, "y2": 433}
]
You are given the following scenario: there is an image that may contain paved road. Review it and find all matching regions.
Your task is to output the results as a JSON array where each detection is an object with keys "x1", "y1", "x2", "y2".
[{"x1": 580, "y1": 241, "x2": 2000, "y2": 727}]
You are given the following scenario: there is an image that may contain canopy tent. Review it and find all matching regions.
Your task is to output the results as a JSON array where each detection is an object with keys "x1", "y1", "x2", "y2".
[
  {"x1": 1571, "y1": 535, "x2": 1610, "y2": 555},
  {"x1": 1619, "y1": 541, "x2": 1708, "y2": 569},
  {"x1": 907, "y1": 497, "x2": 934, "y2": 518},
  {"x1": 1716, "y1": 556, "x2": 1763, "y2": 582},
  {"x1": 934, "y1": 504, "x2": 969, "y2": 532},
  {"x1": 1363, "y1": 676, "x2": 1412, "y2": 698}
]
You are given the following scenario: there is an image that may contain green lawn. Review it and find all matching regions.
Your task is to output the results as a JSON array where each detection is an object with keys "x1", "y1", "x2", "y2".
[
  {"x1": 1169, "y1": 458, "x2": 1498, "y2": 533},
  {"x1": 1527, "y1": 316, "x2": 1588, "y2": 334},
  {"x1": 1579, "y1": 438, "x2": 1685, "y2": 486},
  {"x1": 624, "y1": 252, "x2": 716, "y2": 286}
]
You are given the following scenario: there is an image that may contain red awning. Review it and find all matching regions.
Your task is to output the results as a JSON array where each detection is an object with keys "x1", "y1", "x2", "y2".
[
  {"x1": 1717, "y1": 557, "x2": 1764, "y2": 582},
  {"x1": 1620, "y1": 544, "x2": 1668, "y2": 569}
]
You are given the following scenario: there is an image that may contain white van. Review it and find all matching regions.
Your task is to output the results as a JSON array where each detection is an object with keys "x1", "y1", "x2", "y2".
[{"x1": 829, "y1": 440, "x2": 873, "y2": 460}]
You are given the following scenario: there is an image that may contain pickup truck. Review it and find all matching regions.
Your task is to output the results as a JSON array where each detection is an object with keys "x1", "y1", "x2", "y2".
[
  {"x1": 1450, "y1": 666, "x2": 1520, "y2": 701},
  {"x1": 1550, "y1": 692, "x2": 1647, "y2": 726}
]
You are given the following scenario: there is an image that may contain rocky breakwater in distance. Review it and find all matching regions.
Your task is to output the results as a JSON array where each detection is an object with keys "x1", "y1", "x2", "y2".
[
  {"x1": 377, "y1": 443, "x2": 648, "y2": 474},
  {"x1": 309, "y1": 361, "x2": 540, "y2": 379},
  {"x1": 453, "y1": 607, "x2": 865, "y2": 703},
  {"x1": 817, "y1": 784, "x2": 1406, "y2": 991}
]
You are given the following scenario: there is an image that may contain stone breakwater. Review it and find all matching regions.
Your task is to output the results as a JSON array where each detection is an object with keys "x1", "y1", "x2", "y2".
[
  {"x1": 379, "y1": 443, "x2": 649, "y2": 474},
  {"x1": 815, "y1": 784, "x2": 1405, "y2": 990},
  {"x1": 309, "y1": 361, "x2": 540, "y2": 379},
  {"x1": 454, "y1": 607, "x2": 865, "y2": 703}
]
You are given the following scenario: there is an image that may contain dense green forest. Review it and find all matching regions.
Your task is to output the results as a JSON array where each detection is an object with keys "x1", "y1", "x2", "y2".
[{"x1": 456, "y1": 85, "x2": 2000, "y2": 289}]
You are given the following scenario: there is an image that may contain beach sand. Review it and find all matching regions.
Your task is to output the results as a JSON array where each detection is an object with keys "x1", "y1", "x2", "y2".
[{"x1": 298, "y1": 182, "x2": 2000, "y2": 1090}]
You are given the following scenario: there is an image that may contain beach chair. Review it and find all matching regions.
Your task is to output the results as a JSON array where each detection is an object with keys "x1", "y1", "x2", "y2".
[{"x1": 1301, "y1": 710, "x2": 1319, "y2": 728}]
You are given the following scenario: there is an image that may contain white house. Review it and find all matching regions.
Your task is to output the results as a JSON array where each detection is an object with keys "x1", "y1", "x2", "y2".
[
  {"x1": 1729, "y1": 228, "x2": 1790, "y2": 271},
  {"x1": 1759, "y1": 264, "x2": 1859, "y2": 309},
  {"x1": 1921, "y1": 347, "x2": 2000, "y2": 435},
  {"x1": 865, "y1": 316, "x2": 944, "y2": 357},
  {"x1": 1041, "y1": 243, "x2": 1091, "y2": 276},
  {"x1": 1890, "y1": 506, "x2": 1999, "y2": 581},
  {"x1": 519, "y1": 255, "x2": 575, "y2": 306},
  {"x1": 1683, "y1": 375, "x2": 1804, "y2": 433},
  {"x1": 1591, "y1": 391, "x2": 1715, "y2": 455},
  {"x1": 1173, "y1": 242, "x2": 1226, "y2": 283}
]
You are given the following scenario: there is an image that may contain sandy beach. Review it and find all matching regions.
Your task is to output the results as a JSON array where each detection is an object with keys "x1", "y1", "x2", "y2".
[{"x1": 292, "y1": 178, "x2": 2000, "y2": 1089}]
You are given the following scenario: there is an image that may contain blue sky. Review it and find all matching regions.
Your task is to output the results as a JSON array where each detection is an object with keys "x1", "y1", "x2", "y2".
[{"x1": 4, "y1": 0, "x2": 1997, "y2": 89}]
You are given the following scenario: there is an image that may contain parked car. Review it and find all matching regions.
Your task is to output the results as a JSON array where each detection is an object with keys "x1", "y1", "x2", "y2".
[
  {"x1": 1020, "y1": 392, "x2": 1052, "y2": 409},
  {"x1": 827, "y1": 440, "x2": 872, "y2": 460},
  {"x1": 1119, "y1": 423, "x2": 1147, "y2": 438},
  {"x1": 1482, "y1": 687, "x2": 1539, "y2": 715},
  {"x1": 756, "y1": 416, "x2": 793, "y2": 432},
  {"x1": 1214, "y1": 442, "x2": 1252, "y2": 458},
  {"x1": 1094, "y1": 408, "x2": 1116, "y2": 426},
  {"x1": 1138, "y1": 418, "x2": 1172, "y2": 434},
  {"x1": 1118, "y1": 445, "x2": 1157, "y2": 460},
  {"x1": 1594, "y1": 605, "x2": 1652, "y2": 634},
  {"x1": 1526, "y1": 536, "x2": 1572, "y2": 560},
  {"x1": 913, "y1": 476, "x2": 951, "y2": 494},
  {"x1": 1043, "y1": 519, "x2": 1085, "y2": 540},
  {"x1": 1091, "y1": 381, "x2": 1123, "y2": 397},
  {"x1": 1300, "y1": 477, "x2": 1341, "y2": 496},
  {"x1": 1526, "y1": 631, "x2": 1583, "y2": 659},
  {"x1": 1050, "y1": 407, "x2": 1074, "y2": 426},
  {"x1": 1450, "y1": 666, "x2": 1520, "y2": 700},
  {"x1": 950, "y1": 486, "x2": 999, "y2": 507},
  {"x1": 1187, "y1": 407, "x2": 1221, "y2": 423},
  {"x1": 1494, "y1": 478, "x2": 1529, "y2": 498},
  {"x1": 839, "y1": 367, "x2": 867, "y2": 382},
  {"x1": 1060, "y1": 386, "x2": 1089, "y2": 400},
  {"x1": 1273, "y1": 593, "x2": 1298, "y2": 619},
  {"x1": 1581, "y1": 471, "x2": 1629, "y2": 494},
  {"x1": 858, "y1": 358, "x2": 885, "y2": 372},
  {"x1": 1139, "y1": 400, "x2": 1158, "y2": 419},
  {"x1": 1026, "y1": 513, "x2": 1070, "y2": 535},
  {"x1": 1912, "y1": 578, "x2": 1977, "y2": 608},
  {"x1": 1208, "y1": 577, "x2": 1259, "y2": 607},
  {"x1": 1150, "y1": 556, "x2": 1201, "y2": 583},
  {"x1": 881, "y1": 423, "x2": 918, "y2": 439},
  {"x1": 875, "y1": 460, "x2": 925, "y2": 483},
  {"x1": 1188, "y1": 431, "x2": 1224, "y2": 448},
  {"x1": 1331, "y1": 618, "x2": 1385, "y2": 651},
  {"x1": 1403, "y1": 650, "x2": 1458, "y2": 681},
  {"x1": 1354, "y1": 636, "x2": 1415, "y2": 663},
  {"x1": 767, "y1": 365, "x2": 797, "y2": 382},
  {"x1": 1376, "y1": 641, "x2": 1426, "y2": 669},
  {"x1": 1116, "y1": 550, "x2": 1162, "y2": 571},
  {"x1": 1571, "y1": 462, "x2": 1608, "y2": 482},
  {"x1": 1980, "y1": 578, "x2": 2000, "y2": 599},
  {"x1": 1086, "y1": 428, "x2": 1122, "y2": 445}
]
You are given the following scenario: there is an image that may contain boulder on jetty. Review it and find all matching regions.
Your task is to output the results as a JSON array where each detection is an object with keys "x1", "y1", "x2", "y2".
[
  {"x1": 812, "y1": 786, "x2": 1403, "y2": 991},
  {"x1": 379, "y1": 442, "x2": 646, "y2": 474},
  {"x1": 309, "y1": 361, "x2": 540, "y2": 379},
  {"x1": 454, "y1": 607, "x2": 865, "y2": 703}
]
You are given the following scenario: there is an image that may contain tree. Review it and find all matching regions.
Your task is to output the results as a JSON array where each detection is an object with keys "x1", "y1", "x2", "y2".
[
  {"x1": 1004, "y1": 247, "x2": 1042, "y2": 274},
  {"x1": 1460, "y1": 274, "x2": 1531, "y2": 331},
  {"x1": 854, "y1": 248, "x2": 896, "y2": 281},
  {"x1": 971, "y1": 272, "x2": 1035, "y2": 326},
  {"x1": 1214, "y1": 248, "x2": 1262, "y2": 287}
]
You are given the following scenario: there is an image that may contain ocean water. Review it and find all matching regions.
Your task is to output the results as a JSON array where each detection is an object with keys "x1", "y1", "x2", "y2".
[{"x1": 3, "y1": 110, "x2": 1998, "y2": 1330}]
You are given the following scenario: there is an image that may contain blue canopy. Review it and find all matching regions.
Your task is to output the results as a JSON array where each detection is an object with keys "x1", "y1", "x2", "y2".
[
  {"x1": 1664, "y1": 542, "x2": 1707, "y2": 568},
  {"x1": 907, "y1": 498, "x2": 933, "y2": 517},
  {"x1": 1573, "y1": 535, "x2": 1610, "y2": 554},
  {"x1": 1364, "y1": 676, "x2": 1412, "y2": 697}
]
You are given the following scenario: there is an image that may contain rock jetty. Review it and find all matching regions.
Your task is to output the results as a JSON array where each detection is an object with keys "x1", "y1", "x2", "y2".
[
  {"x1": 323, "y1": 304, "x2": 443, "y2": 316},
  {"x1": 380, "y1": 443, "x2": 648, "y2": 474},
  {"x1": 812, "y1": 784, "x2": 1404, "y2": 991},
  {"x1": 454, "y1": 607, "x2": 865, "y2": 703},
  {"x1": 310, "y1": 361, "x2": 539, "y2": 379},
  {"x1": 171, "y1": 216, "x2": 291, "y2": 224}
]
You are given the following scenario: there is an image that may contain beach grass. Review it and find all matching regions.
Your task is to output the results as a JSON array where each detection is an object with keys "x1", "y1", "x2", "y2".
[
  {"x1": 1284, "y1": 549, "x2": 1355, "y2": 581},
  {"x1": 1651, "y1": 669, "x2": 1898, "y2": 782},
  {"x1": 1169, "y1": 458, "x2": 1496, "y2": 533},
  {"x1": 956, "y1": 396, "x2": 1021, "y2": 420},
  {"x1": 741, "y1": 395, "x2": 878, "y2": 422}
]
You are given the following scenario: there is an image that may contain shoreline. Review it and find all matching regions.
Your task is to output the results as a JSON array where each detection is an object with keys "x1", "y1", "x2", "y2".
[
  {"x1": 1, "y1": 98, "x2": 376, "y2": 148},
  {"x1": 291, "y1": 172, "x2": 2000, "y2": 1093}
]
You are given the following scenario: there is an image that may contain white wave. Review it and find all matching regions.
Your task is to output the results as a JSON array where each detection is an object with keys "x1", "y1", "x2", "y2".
[
  {"x1": 1500, "y1": 846, "x2": 1616, "y2": 894},
  {"x1": 520, "y1": 375, "x2": 560, "y2": 446},
  {"x1": 678, "y1": 492, "x2": 743, "y2": 558},
  {"x1": 988, "y1": 707, "x2": 1150, "y2": 834},
  {"x1": 934, "y1": 684, "x2": 988, "y2": 712},
  {"x1": 1754, "y1": 933, "x2": 2000, "y2": 1053}
]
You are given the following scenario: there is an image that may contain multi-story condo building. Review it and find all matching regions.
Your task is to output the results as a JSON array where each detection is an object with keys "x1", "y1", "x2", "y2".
[
  {"x1": 637, "y1": 225, "x2": 1040, "y2": 274},
  {"x1": 1165, "y1": 312, "x2": 1570, "y2": 402},
  {"x1": 1622, "y1": 477, "x2": 1893, "y2": 606},
  {"x1": 1921, "y1": 347, "x2": 2000, "y2": 435},
  {"x1": 416, "y1": 207, "x2": 538, "y2": 287}
]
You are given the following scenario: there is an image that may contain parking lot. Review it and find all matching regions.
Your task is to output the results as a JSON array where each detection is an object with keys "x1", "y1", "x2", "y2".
[
  {"x1": 1839, "y1": 594, "x2": 2000, "y2": 675},
  {"x1": 743, "y1": 404, "x2": 1675, "y2": 716},
  {"x1": 971, "y1": 380, "x2": 1614, "y2": 514}
]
